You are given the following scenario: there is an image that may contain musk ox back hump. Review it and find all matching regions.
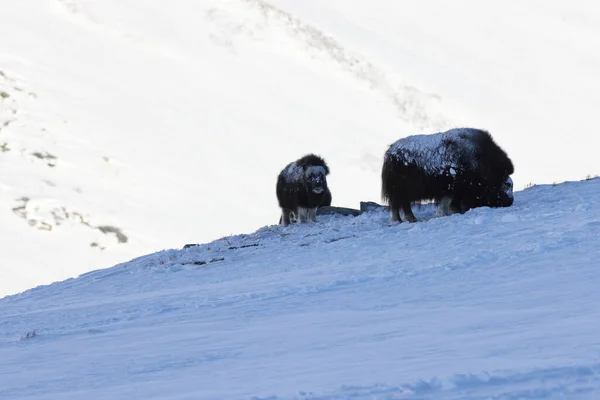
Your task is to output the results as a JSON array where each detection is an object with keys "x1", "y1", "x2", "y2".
[{"x1": 384, "y1": 128, "x2": 486, "y2": 172}]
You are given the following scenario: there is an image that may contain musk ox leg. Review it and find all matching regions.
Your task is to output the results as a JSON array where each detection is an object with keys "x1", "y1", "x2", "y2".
[
  {"x1": 390, "y1": 207, "x2": 401, "y2": 222},
  {"x1": 450, "y1": 197, "x2": 466, "y2": 214},
  {"x1": 308, "y1": 207, "x2": 318, "y2": 222},
  {"x1": 437, "y1": 196, "x2": 453, "y2": 216},
  {"x1": 297, "y1": 207, "x2": 309, "y2": 223},
  {"x1": 401, "y1": 203, "x2": 417, "y2": 223},
  {"x1": 280, "y1": 208, "x2": 294, "y2": 226}
]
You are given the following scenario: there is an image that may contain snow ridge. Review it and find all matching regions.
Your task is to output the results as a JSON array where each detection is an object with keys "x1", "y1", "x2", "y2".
[{"x1": 234, "y1": 0, "x2": 449, "y2": 131}]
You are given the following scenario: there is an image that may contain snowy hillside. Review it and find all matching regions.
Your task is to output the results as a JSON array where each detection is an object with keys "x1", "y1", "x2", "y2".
[
  {"x1": 1, "y1": 0, "x2": 599, "y2": 297},
  {"x1": 1, "y1": 178, "x2": 600, "y2": 399}
]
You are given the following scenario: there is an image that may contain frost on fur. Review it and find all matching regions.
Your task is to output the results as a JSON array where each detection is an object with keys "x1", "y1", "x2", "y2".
[
  {"x1": 382, "y1": 128, "x2": 514, "y2": 223},
  {"x1": 276, "y1": 154, "x2": 332, "y2": 226}
]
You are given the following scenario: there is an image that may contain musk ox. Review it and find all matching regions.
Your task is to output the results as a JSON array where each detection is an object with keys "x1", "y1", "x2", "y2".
[
  {"x1": 381, "y1": 128, "x2": 514, "y2": 222},
  {"x1": 276, "y1": 154, "x2": 332, "y2": 226}
]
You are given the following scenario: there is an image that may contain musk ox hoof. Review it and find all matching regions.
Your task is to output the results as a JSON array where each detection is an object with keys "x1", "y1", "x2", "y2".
[
  {"x1": 389, "y1": 207, "x2": 417, "y2": 223},
  {"x1": 403, "y1": 213, "x2": 418, "y2": 223}
]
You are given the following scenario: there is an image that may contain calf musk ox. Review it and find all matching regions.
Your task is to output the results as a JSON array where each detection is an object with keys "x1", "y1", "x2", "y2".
[
  {"x1": 381, "y1": 128, "x2": 514, "y2": 222},
  {"x1": 276, "y1": 154, "x2": 332, "y2": 226}
]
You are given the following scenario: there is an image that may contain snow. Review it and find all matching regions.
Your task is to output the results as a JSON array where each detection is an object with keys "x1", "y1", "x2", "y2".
[
  {"x1": 1, "y1": 178, "x2": 600, "y2": 399},
  {"x1": 1, "y1": 1, "x2": 599, "y2": 302},
  {"x1": 2, "y1": 1, "x2": 598, "y2": 395}
]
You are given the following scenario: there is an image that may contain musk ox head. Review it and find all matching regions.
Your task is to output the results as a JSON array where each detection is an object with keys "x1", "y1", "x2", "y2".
[
  {"x1": 493, "y1": 175, "x2": 515, "y2": 207},
  {"x1": 461, "y1": 175, "x2": 515, "y2": 213},
  {"x1": 301, "y1": 164, "x2": 329, "y2": 195},
  {"x1": 501, "y1": 176, "x2": 514, "y2": 202},
  {"x1": 297, "y1": 154, "x2": 330, "y2": 195},
  {"x1": 475, "y1": 133, "x2": 515, "y2": 209}
]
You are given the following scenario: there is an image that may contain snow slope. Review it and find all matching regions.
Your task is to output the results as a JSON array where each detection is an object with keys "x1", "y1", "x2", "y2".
[
  {"x1": 1, "y1": 178, "x2": 599, "y2": 399},
  {"x1": 1, "y1": 0, "x2": 599, "y2": 296}
]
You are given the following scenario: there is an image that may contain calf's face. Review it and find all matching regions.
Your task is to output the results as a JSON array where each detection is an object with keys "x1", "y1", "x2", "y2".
[{"x1": 303, "y1": 166, "x2": 328, "y2": 194}]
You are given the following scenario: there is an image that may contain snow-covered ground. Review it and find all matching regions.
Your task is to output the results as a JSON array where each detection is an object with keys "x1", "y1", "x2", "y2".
[
  {"x1": 1, "y1": 1, "x2": 599, "y2": 297},
  {"x1": 1, "y1": 178, "x2": 599, "y2": 399}
]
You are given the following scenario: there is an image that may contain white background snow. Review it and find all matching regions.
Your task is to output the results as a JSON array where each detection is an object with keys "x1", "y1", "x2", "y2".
[
  {"x1": 1, "y1": 1, "x2": 600, "y2": 395},
  {"x1": 1, "y1": 0, "x2": 598, "y2": 296},
  {"x1": 1, "y1": 178, "x2": 600, "y2": 399}
]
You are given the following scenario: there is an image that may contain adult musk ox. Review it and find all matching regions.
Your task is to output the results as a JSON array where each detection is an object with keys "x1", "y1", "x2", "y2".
[
  {"x1": 381, "y1": 128, "x2": 514, "y2": 223},
  {"x1": 276, "y1": 154, "x2": 332, "y2": 226}
]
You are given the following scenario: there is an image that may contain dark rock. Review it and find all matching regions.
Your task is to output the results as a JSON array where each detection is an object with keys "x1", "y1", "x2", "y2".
[
  {"x1": 360, "y1": 201, "x2": 388, "y2": 213},
  {"x1": 316, "y1": 206, "x2": 362, "y2": 217}
]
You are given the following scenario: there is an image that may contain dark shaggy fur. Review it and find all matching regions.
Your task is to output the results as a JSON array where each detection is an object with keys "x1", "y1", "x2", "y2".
[
  {"x1": 276, "y1": 154, "x2": 332, "y2": 226},
  {"x1": 381, "y1": 128, "x2": 514, "y2": 222}
]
